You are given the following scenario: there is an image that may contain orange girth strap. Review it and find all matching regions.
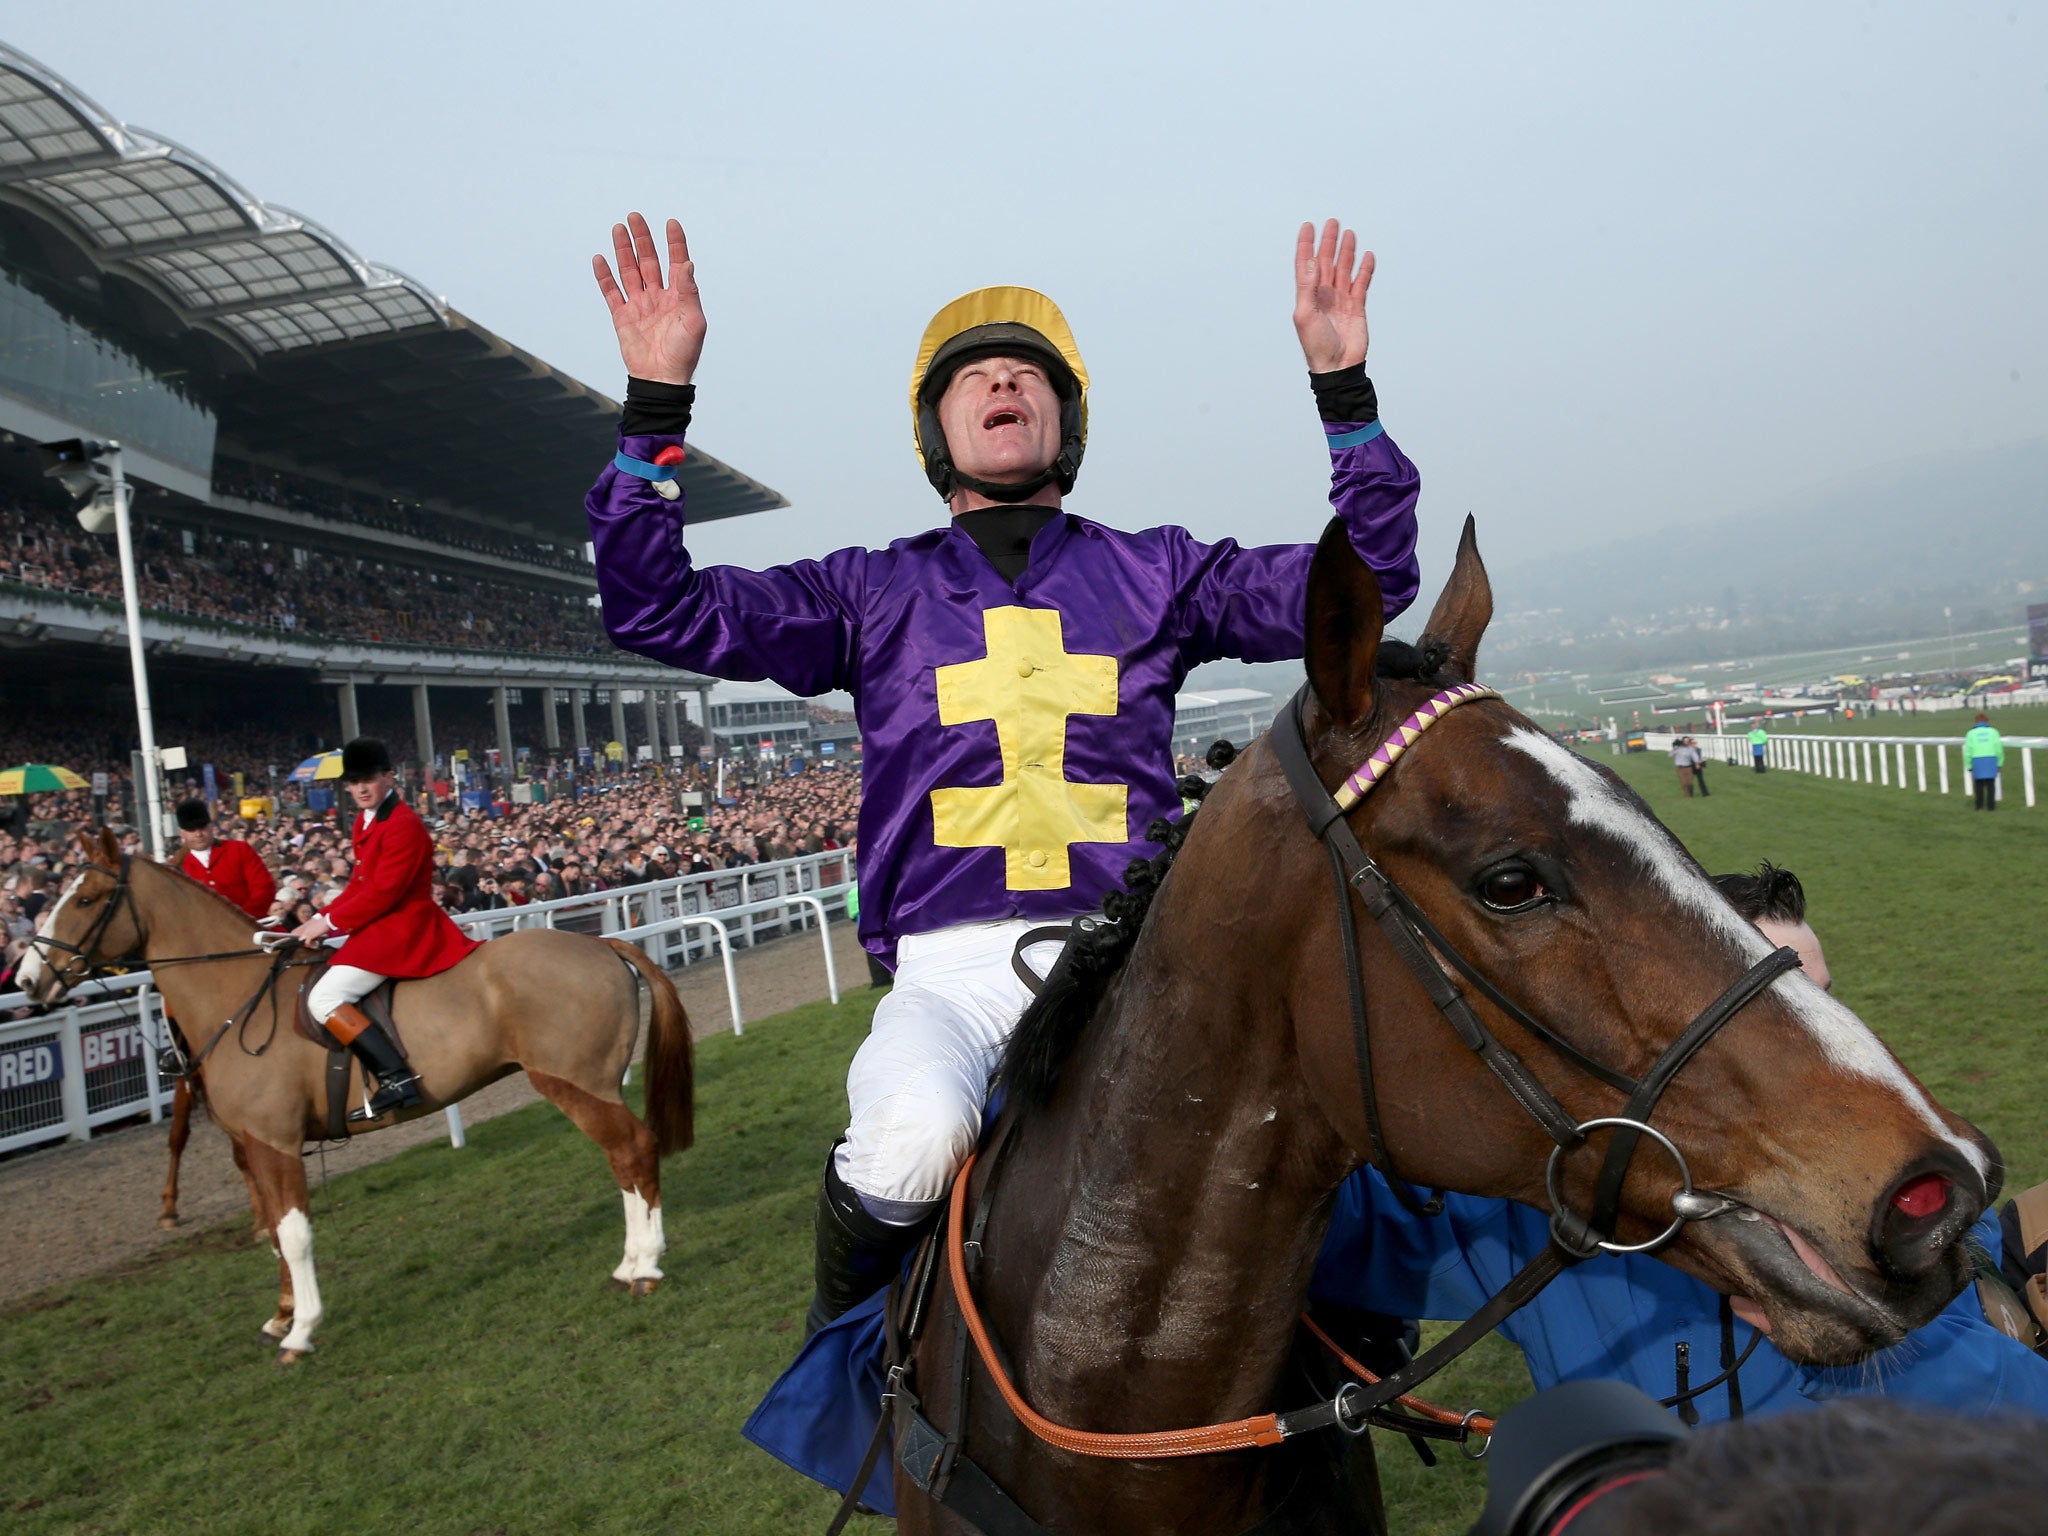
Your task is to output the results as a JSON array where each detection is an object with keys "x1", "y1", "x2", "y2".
[{"x1": 947, "y1": 1148, "x2": 1290, "y2": 1457}]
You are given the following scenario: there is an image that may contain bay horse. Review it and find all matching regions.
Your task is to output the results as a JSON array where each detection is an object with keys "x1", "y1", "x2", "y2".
[
  {"x1": 17, "y1": 834, "x2": 693, "y2": 1361},
  {"x1": 894, "y1": 519, "x2": 1998, "y2": 1534}
]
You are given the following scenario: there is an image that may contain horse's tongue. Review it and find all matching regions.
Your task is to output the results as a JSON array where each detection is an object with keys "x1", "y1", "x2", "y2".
[
  {"x1": 1775, "y1": 1217, "x2": 1854, "y2": 1295},
  {"x1": 1729, "y1": 1295, "x2": 1773, "y2": 1335}
]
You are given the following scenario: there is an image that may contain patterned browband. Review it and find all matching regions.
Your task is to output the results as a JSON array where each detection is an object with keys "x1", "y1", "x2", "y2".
[{"x1": 1331, "y1": 682, "x2": 1502, "y2": 812}]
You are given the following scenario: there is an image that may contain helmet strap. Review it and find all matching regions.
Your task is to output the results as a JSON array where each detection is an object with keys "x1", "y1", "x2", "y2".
[{"x1": 949, "y1": 467, "x2": 1060, "y2": 504}]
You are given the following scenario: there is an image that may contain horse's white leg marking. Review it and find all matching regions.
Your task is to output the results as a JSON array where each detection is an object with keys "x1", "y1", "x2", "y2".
[
  {"x1": 274, "y1": 1208, "x2": 323, "y2": 1352},
  {"x1": 616, "y1": 1189, "x2": 664, "y2": 1282},
  {"x1": 613, "y1": 1190, "x2": 643, "y2": 1283},
  {"x1": 16, "y1": 872, "x2": 86, "y2": 996},
  {"x1": 639, "y1": 1200, "x2": 666, "y2": 1282},
  {"x1": 1502, "y1": 729, "x2": 1989, "y2": 1179}
]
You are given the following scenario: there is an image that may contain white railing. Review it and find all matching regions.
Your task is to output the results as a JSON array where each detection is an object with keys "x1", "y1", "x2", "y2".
[
  {"x1": 1642, "y1": 731, "x2": 2043, "y2": 809},
  {"x1": 0, "y1": 848, "x2": 858, "y2": 1158}
]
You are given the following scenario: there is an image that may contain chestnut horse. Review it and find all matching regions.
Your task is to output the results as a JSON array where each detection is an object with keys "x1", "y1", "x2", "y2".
[
  {"x1": 18, "y1": 834, "x2": 694, "y2": 1361},
  {"x1": 895, "y1": 521, "x2": 1998, "y2": 1534}
]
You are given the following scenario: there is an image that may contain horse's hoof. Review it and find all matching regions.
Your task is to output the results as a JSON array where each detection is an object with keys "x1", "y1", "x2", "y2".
[
  {"x1": 274, "y1": 1347, "x2": 310, "y2": 1366},
  {"x1": 607, "y1": 1277, "x2": 631, "y2": 1293},
  {"x1": 630, "y1": 1277, "x2": 660, "y2": 1298},
  {"x1": 157, "y1": 1215, "x2": 180, "y2": 1230}
]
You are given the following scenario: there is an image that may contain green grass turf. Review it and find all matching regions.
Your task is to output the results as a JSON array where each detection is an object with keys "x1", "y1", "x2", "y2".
[{"x1": 3, "y1": 753, "x2": 2040, "y2": 1533}]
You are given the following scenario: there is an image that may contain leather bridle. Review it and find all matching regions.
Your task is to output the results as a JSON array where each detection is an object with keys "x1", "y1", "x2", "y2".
[
  {"x1": 1265, "y1": 679, "x2": 1800, "y2": 1416},
  {"x1": 24, "y1": 853, "x2": 315, "y2": 1072}
]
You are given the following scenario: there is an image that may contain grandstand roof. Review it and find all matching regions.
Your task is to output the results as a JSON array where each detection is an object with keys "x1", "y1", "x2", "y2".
[{"x1": 0, "y1": 43, "x2": 786, "y2": 539}]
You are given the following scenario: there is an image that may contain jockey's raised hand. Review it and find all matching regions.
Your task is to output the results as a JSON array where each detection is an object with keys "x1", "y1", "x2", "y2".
[
  {"x1": 1292, "y1": 218, "x2": 1375, "y2": 373},
  {"x1": 593, "y1": 213, "x2": 705, "y2": 387}
]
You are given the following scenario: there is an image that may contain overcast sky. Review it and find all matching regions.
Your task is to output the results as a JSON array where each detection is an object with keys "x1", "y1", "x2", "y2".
[{"x1": 9, "y1": 3, "x2": 2045, "y2": 611}]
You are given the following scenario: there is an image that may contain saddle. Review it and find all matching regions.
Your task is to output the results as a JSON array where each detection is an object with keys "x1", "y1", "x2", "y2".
[{"x1": 295, "y1": 964, "x2": 407, "y2": 1141}]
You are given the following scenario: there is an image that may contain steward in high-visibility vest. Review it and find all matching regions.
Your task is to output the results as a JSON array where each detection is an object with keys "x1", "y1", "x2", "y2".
[
  {"x1": 1747, "y1": 724, "x2": 1768, "y2": 772},
  {"x1": 1965, "y1": 714, "x2": 2005, "y2": 811}
]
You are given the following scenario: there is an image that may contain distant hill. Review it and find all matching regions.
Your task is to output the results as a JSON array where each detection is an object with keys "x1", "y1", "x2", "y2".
[{"x1": 1484, "y1": 438, "x2": 2048, "y2": 669}]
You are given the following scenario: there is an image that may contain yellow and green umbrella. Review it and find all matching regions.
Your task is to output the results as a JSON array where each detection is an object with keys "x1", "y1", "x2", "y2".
[{"x1": 0, "y1": 764, "x2": 89, "y2": 795}]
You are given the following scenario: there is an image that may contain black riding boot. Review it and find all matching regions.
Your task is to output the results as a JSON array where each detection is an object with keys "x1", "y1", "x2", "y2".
[
  {"x1": 805, "y1": 1144, "x2": 922, "y2": 1338},
  {"x1": 345, "y1": 1020, "x2": 422, "y2": 1123}
]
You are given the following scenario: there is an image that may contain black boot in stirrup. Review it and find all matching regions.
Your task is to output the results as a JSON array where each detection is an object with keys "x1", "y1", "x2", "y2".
[{"x1": 345, "y1": 1021, "x2": 423, "y2": 1123}]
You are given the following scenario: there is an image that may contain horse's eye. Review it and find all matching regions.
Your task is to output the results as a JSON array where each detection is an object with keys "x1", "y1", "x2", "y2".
[
  {"x1": 75, "y1": 896, "x2": 96, "y2": 909},
  {"x1": 1478, "y1": 866, "x2": 1548, "y2": 912}
]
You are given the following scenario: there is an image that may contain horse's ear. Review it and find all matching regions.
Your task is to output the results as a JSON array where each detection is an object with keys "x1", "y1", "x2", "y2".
[
  {"x1": 75, "y1": 829, "x2": 98, "y2": 859},
  {"x1": 1419, "y1": 514, "x2": 1492, "y2": 681},
  {"x1": 1304, "y1": 518, "x2": 1384, "y2": 731},
  {"x1": 98, "y1": 826, "x2": 120, "y2": 864}
]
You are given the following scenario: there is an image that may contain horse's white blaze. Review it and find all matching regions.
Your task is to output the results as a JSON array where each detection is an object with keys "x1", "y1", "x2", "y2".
[
  {"x1": 1502, "y1": 729, "x2": 1989, "y2": 1179},
  {"x1": 615, "y1": 1188, "x2": 664, "y2": 1282},
  {"x1": 16, "y1": 871, "x2": 86, "y2": 997},
  {"x1": 274, "y1": 1208, "x2": 322, "y2": 1352}
]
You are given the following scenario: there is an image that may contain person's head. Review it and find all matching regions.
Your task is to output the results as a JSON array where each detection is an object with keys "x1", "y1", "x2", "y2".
[
  {"x1": 1567, "y1": 1396, "x2": 2048, "y2": 1536},
  {"x1": 911, "y1": 288, "x2": 1088, "y2": 510},
  {"x1": 1975, "y1": 711, "x2": 1989, "y2": 724},
  {"x1": 174, "y1": 799, "x2": 215, "y2": 852},
  {"x1": 1711, "y1": 861, "x2": 1829, "y2": 991},
  {"x1": 339, "y1": 737, "x2": 396, "y2": 810}
]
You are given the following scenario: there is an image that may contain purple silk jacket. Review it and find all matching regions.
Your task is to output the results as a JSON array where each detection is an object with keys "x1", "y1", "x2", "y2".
[{"x1": 586, "y1": 414, "x2": 1420, "y2": 966}]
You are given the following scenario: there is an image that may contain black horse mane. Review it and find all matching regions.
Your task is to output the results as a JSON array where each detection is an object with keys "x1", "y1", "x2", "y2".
[{"x1": 995, "y1": 635, "x2": 1459, "y2": 1111}]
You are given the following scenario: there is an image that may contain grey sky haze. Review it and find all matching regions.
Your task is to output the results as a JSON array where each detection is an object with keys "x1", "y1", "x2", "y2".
[{"x1": 8, "y1": 2, "x2": 2044, "y2": 612}]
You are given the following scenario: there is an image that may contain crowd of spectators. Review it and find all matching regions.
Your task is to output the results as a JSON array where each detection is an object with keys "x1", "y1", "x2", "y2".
[
  {"x1": 2, "y1": 492, "x2": 611, "y2": 657},
  {"x1": 211, "y1": 460, "x2": 588, "y2": 574},
  {"x1": 2, "y1": 748, "x2": 862, "y2": 1008}
]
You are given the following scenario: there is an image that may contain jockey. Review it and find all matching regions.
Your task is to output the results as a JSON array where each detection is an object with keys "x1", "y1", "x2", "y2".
[
  {"x1": 586, "y1": 214, "x2": 1423, "y2": 1332},
  {"x1": 174, "y1": 799, "x2": 275, "y2": 920},
  {"x1": 290, "y1": 737, "x2": 481, "y2": 1123}
]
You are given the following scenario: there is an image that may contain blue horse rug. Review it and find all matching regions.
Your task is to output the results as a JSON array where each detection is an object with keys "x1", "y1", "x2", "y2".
[{"x1": 743, "y1": 1282, "x2": 899, "y2": 1517}]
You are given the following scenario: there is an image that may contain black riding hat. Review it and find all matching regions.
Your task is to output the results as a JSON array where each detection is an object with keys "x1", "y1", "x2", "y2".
[
  {"x1": 174, "y1": 800, "x2": 211, "y2": 832},
  {"x1": 340, "y1": 737, "x2": 394, "y2": 783}
]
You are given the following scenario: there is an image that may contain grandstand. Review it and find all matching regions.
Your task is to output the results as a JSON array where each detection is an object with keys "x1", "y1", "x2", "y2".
[{"x1": 0, "y1": 41, "x2": 785, "y2": 812}]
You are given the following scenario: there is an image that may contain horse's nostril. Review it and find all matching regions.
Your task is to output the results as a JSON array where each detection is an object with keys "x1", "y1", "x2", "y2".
[{"x1": 1890, "y1": 1173, "x2": 1951, "y2": 1220}]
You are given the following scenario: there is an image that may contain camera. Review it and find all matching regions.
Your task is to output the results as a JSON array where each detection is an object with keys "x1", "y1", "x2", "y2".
[{"x1": 1469, "y1": 1380, "x2": 1687, "y2": 1536}]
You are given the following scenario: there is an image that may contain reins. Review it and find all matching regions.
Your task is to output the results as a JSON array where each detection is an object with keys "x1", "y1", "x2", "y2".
[{"x1": 920, "y1": 677, "x2": 1804, "y2": 1489}]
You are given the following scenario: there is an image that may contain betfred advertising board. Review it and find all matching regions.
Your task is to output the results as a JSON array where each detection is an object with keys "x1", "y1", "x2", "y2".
[{"x1": 0, "y1": 1038, "x2": 62, "y2": 1090}]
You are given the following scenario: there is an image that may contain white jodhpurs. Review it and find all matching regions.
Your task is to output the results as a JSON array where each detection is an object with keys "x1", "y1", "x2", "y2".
[
  {"x1": 306, "y1": 963, "x2": 389, "y2": 1024},
  {"x1": 835, "y1": 918, "x2": 1068, "y2": 1221}
]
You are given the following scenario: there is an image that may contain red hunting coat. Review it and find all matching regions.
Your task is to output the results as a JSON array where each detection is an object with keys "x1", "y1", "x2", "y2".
[
  {"x1": 179, "y1": 838, "x2": 276, "y2": 920},
  {"x1": 324, "y1": 793, "x2": 481, "y2": 978}
]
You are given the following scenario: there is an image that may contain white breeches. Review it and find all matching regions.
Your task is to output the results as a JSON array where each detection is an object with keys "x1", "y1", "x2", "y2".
[
  {"x1": 836, "y1": 918, "x2": 1068, "y2": 1217},
  {"x1": 307, "y1": 964, "x2": 389, "y2": 1025}
]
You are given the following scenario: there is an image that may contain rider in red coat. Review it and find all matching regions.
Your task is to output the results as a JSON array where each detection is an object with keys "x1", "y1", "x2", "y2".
[
  {"x1": 293, "y1": 738, "x2": 481, "y2": 1122},
  {"x1": 174, "y1": 800, "x2": 276, "y2": 920}
]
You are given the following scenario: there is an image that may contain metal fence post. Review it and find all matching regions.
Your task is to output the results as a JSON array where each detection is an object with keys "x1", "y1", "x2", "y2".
[
  {"x1": 137, "y1": 984, "x2": 165, "y2": 1124},
  {"x1": 444, "y1": 1105, "x2": 466, "y2": 1148},
  {"x1": 2025, "y1": 748, "x2": 2037, "y2": 810},
  {"x1": 58, "y1": 1013, "x2": 90, "y2": 1142},
  {"x1": 1938, "y1": 744, "x2": 1951, "y2": 795},
  {"x1": 1916, "y1": 743, "x2": 1927, "y2": 791}
]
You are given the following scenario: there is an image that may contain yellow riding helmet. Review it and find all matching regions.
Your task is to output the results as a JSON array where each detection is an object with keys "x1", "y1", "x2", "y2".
[{"x1": 909, "y1": 286, "x2": 1090, "y2": 501}]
